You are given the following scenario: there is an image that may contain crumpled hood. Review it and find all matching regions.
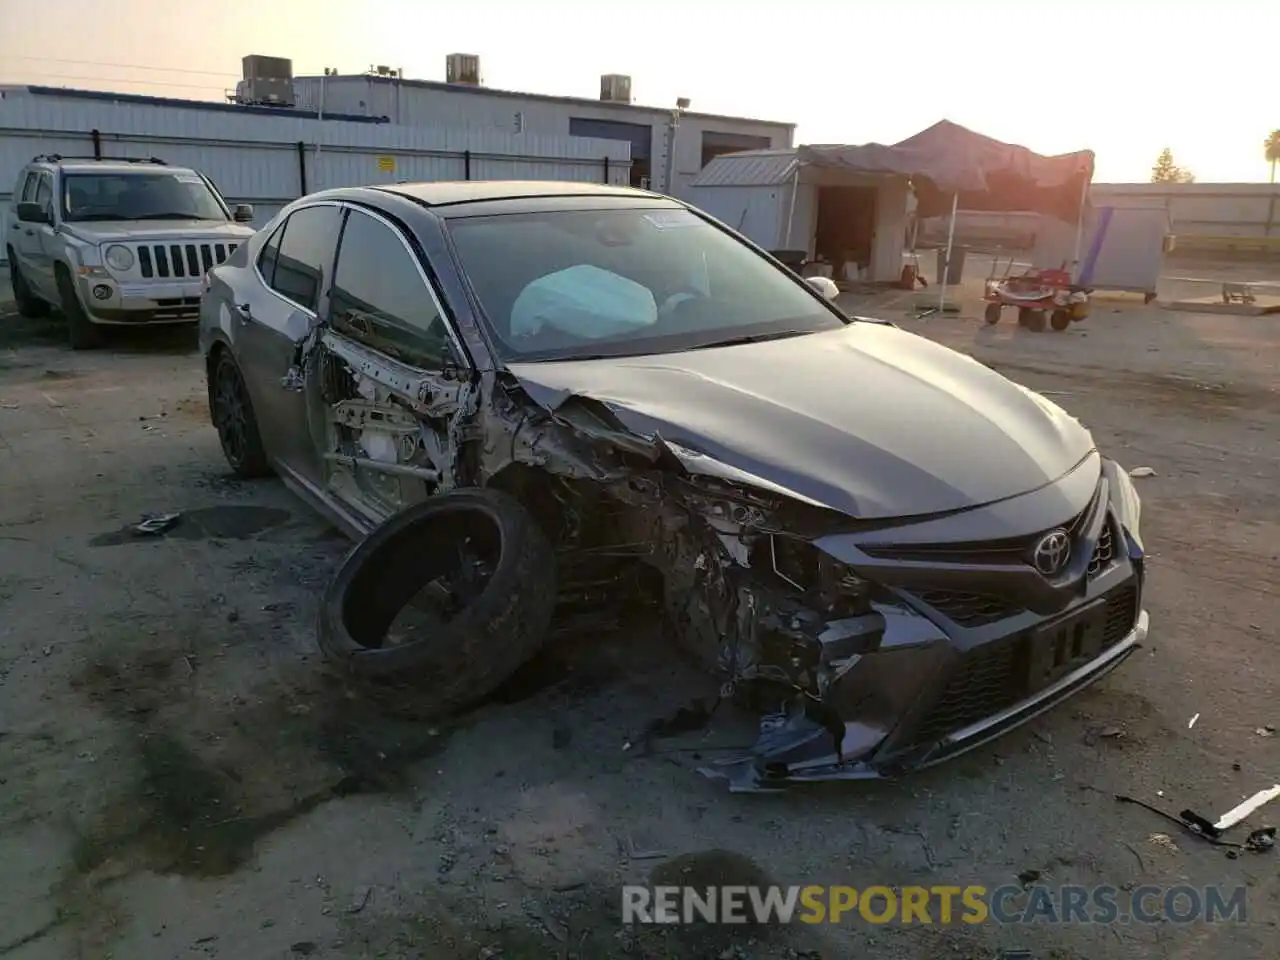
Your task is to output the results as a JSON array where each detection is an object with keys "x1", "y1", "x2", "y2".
[
  {"x1": 65, "y1": 220, "x2": 255, "y2": 244},
  {"x1": 507, "y1": 323, "x2": 1097, "y2": 520}
]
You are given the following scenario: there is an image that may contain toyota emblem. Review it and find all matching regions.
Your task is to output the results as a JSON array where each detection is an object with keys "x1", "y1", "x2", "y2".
[{"x1": 1032, "y1": 529, "x2": 1071, "y2": 576}]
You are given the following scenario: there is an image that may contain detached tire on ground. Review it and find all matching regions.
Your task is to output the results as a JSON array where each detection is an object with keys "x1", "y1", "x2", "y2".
[{"x1": 318, "y1": 487, "x2": 558, "y2": 717}]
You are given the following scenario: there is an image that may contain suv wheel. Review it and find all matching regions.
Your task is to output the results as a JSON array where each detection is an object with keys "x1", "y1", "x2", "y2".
[
  {"x1": 55, "y1": 265, "x2": 105, "y2": 350},
  {"x1": 6, "y1": 251, "x2": 50, "y2": 319}
]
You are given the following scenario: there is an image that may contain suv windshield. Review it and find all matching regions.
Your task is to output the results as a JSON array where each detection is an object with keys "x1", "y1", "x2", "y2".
[
  {"x1": 446, "y1": 205, "x2": 846, "y2": 361},
  {"x1": 61, "y1": 172, "x2": 228, "y2": 223}
]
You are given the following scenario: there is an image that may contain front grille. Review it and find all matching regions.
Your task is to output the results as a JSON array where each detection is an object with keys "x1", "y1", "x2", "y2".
[
  {"x1": 913, "y1": 590, "x2": 1023, "y2": 628},
  {"x1": 1087, "y1": 522, "x2": 1116, "y2": 577},
  {"x1": 137, "y1": 241, "x2": 237, "y2": 279},
  {"x1": 910, "y1": 584, "x2": 1139, "y2": 745}
]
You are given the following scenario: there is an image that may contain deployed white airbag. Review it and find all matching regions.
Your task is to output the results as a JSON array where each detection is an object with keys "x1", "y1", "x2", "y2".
[{"x1": 510, "y1": 265, "x2": 658, "y2": 340}]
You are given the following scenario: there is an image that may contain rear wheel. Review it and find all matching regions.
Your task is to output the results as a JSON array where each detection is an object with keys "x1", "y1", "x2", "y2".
[
  {"x1": 983, "y1": 303, "x2": 1002, "y2": 325},
  {"x1": 56, "y1": 265, "x2": 105, "y2": 350},
  {"x1": 7, "y1": 251, "x2": 50, "y2": 319},
  {"x1": 1050, "y1": 309, "x2": 1071, "y2": 331},
  {"x1": 1023, "y1": 309, "x2": 1047, "y2": 332},
  {"x1": 318, "y1": 487, "x2": 558, "y2": 719},
  {"x1": 209, "y1": 349, "x2": 271, "y2": 478}
]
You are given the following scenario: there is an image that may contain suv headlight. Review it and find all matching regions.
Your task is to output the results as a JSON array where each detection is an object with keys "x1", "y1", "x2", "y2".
[{"x1": 104, "y1": 245, "x2": 134, "y2": 271}]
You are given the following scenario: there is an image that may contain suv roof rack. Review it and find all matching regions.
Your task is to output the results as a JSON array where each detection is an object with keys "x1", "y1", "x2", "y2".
[{"x1": 31, "y1": 154, "x2": 168, "y2": 165}]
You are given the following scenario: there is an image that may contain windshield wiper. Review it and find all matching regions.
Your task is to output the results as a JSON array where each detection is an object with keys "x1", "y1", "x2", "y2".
[
  {"x1": 67, "y1": 213, "x2": 129, "y2": 222},
  {"x1": 688, "y1": 330, "x2": 810, "y2": 350},
  {"x1": 131, "y1": 212, "x2": 205, "y2": 220}
]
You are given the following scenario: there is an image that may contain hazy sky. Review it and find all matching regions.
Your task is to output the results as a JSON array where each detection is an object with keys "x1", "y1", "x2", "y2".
[{"x1": 1, "y1": 0, "x2": 1275, "y2": 183}]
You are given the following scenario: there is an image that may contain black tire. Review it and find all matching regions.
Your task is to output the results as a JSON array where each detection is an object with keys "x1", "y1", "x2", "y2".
[
  {"x1": 1016, "y1": 307, "x2": 1031, "y2": 327},
  {"x1": 7, "y1": 251, "x2": 50, "y2": 319},
  {"x1": 208, "y1": 348, "x2": 271, "y2": 478},
  {"x1": 984, "y1": 303, "x2": 1002, "y2": 325},
  {"x1": 318, "y1": 487, "x2": 558, "y2": 718},
  {"x1": 1024, "y1": 309, "x2": 1047, "y2": 332},
  {"x1": 1050, "y1": 309, "x2": 1071, "y2": 331},
  {"x1": 55, "y1": 265, "x2": 105, "y2": 350}
]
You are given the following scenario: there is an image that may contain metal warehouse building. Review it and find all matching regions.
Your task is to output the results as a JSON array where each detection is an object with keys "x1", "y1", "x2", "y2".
[{"x1": 290, "y1": 54, "x2": 795, "y2": 197}]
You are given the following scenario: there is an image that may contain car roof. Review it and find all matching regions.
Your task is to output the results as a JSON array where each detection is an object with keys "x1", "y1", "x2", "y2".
[
  {"x1": 375, "y1": 180, "x2": 660, "y2": 208},
  {"x1": 31, "y1": 158, "x2": 197, "y2": 176}
]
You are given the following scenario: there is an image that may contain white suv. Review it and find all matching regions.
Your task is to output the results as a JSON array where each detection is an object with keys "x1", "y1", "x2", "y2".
[{"x1": 5, "y1": 155, "x2": 257, "y2": 349}]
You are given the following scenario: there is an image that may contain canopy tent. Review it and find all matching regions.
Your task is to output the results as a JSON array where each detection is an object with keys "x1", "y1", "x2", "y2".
[{"x1": 797, "y1": 120, "x2": 1094, "y2": 224}]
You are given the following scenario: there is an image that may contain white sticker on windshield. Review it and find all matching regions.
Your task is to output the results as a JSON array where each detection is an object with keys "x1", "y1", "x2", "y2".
[
  {"x1": 175, "y1": 175, "x2": 203, "y2": 184},
  {"x1": 642, "y1": 210, "x2": 699, "y2": 230}
]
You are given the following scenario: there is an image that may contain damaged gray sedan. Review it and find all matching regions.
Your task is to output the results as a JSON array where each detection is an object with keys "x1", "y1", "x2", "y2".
[{"x1": 198, "y1": 181, "x2": 1149, "y2": 792}]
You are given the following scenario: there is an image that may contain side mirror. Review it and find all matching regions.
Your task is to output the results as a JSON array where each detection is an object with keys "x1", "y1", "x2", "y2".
[
  {"x1": 16, "y1": 202, "x2": 50, "y2": 225},
  {"x1": 806, "y1": 275, "x2": 840, "y2": 301},
  {"x1": 233, "y1": 204, "x2": 254, "y2": 223}
]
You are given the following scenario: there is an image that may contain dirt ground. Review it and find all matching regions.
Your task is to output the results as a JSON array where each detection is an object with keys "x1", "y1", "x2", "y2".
[{"x1": 1, "y1": 263, "x2": 1278, "y2": 960}]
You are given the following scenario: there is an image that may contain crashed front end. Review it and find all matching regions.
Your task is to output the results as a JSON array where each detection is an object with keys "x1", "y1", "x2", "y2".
[{"x1": 632, "y1": 452, "x2": 1149, "y2": 793}]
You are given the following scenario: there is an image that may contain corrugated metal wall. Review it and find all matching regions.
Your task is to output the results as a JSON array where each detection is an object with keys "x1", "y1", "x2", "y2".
[
  {"x1": 0, "y1": 90, "x2": 632, "y2": 263},
  {"x1": 292, "y1": 77, "x2": 794, "y2": 196}
]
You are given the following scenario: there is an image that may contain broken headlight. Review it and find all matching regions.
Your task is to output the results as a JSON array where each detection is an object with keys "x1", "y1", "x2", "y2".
[{"x1": 768, "y1": 534, "x2": 870, "y2": 617}]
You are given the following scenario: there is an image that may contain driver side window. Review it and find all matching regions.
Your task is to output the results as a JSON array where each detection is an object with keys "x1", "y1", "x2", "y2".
[{"x1": 328, "y1": 209, "x2": 458, "y2": 369}]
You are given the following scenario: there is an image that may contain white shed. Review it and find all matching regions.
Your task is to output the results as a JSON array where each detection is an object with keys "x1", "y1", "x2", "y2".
[{"x1": 685, "y1": 148, "x2": 910, "y2": 284}]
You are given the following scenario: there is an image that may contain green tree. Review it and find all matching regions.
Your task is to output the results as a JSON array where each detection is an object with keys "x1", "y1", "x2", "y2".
[
  {"x1": 1151, "y1": 147, "x2": 1195, "y2": 184},
  {"x1": 1265, "y1": 130, "x2": 1280, "y2": 183}
]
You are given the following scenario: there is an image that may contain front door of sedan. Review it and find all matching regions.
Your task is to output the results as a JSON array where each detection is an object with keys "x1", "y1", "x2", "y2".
[
  {"x1": 239, "y1": 202, "x2": 344, "y2": 484},
  {"x1": 307, "y1": 205, "x2": 472, "y2": 527}
]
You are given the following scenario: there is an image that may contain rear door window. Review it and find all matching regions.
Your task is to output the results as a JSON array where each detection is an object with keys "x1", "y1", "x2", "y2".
[
  {"x1": 266, "y1": 205, "x2": 343, "y2": 311},
  {"x1": 329, "y1": 209, "x2": 457, "y2": 367}
]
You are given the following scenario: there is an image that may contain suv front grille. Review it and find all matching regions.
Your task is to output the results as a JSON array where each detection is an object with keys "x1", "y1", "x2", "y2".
[
  {"x1": 137, "y1": 242, "x2": 237, "y2": 279},
  {"x1": 910, "y1": 584, "x2": 1139, "y2": 746}
]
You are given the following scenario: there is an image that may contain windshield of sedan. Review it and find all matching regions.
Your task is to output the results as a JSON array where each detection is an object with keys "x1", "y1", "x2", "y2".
[
  {"x1": 446, "y1": 205, "x2": 847, "y2": 360},
  {"x1": 61, "y1": 172, "x2": 229, "y2": 223}
]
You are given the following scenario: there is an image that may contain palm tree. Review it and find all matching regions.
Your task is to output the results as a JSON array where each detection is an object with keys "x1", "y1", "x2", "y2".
[{"x1": 1266, "y1": 130, "x2": 1280, "y2": 184}]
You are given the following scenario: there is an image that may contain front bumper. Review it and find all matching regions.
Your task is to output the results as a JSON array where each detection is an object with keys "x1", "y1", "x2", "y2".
[
  {"x1": 77, "y1": 275, "x2": 203, "y2": 324},
  {"x1": 702, "y1": 608, "x2": 1146, "y2": 793},
  {"x1": 701, "y1": 469, "x2": 1147, "y2": 793}
]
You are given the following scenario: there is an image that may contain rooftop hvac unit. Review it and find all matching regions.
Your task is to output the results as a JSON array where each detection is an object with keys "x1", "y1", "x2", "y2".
[
  {"x1": 446, "y1": 54, "x2": 482, "y2": 85},
  {"x1": 600, "y1": 74, "x2": 632, "y2": 104},
  {"x1": 240, "y1": 54, "x2": 295, "y2": 107}
]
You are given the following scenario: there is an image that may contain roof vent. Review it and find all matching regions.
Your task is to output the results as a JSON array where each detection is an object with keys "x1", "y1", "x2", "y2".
[
  {"x1": 600, "y1": 74, "x2": 632, "y2": 104},
  {"x1": 446, "y1": 54, "x2": 482, "y2": 86},
  {"x1": 239, "y1": 55, "x2": 295, "y2": 107}
]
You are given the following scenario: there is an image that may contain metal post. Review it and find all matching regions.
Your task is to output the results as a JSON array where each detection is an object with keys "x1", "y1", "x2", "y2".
[
  {"x1": 603, "y1": 155, "x2": 610, "y2": 184},
  {"x1": 783, "y1": 164, "x2": 801, "y2": 248},
  {"x1": 464, "y1": 149, "x2": 472, "y2": 181},
  {"x1": 90, "y1": 129, "x2": 102, "y2": 159},
  {"x1": 296, "y1": 141, "x2": 308, "y2": 194},
  {"x1": 1070, "y1": 172, "x2": 1090, "y2": 277},
  {"x1": 938, "y1": 192, "x2": 959, "y2": 313},
  {"x1": 662, "y1": 108, "x2": 681, "y2": 195}
]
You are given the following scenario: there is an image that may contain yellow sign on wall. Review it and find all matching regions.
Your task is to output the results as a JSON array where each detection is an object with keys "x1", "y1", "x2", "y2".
[{"x1": 376, "y1": 156, "x2": 396, "y2": 173}]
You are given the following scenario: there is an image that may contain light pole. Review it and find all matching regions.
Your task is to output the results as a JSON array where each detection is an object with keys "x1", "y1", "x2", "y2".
[{"x1": 663, "y1": 97, "x2": 690, "y2": 195}]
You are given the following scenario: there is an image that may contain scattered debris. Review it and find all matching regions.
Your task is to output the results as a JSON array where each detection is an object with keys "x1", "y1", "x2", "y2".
[
  {"x1": 1128, "y1": 466, "x2": 1157, "y2": 478},
  {"x1": 1255, "y1": 727, "x2": 1274, "y2": 738},
  {"x1": 134, "y1": 513, "x2": 182, "y2": 536},
  {"x1": 1117, "y1": 794, "x2": 1277, "y2": 853},
  {"x1": 1147, "y1": 833, "x2": 1179, "y2": 852},
  {"x1": 1214, "y1": 784, "x2": 1280, "y2": 832},
  {"x1": 1188, "y1": 713, "x2": 1200, "y2": 729}
]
